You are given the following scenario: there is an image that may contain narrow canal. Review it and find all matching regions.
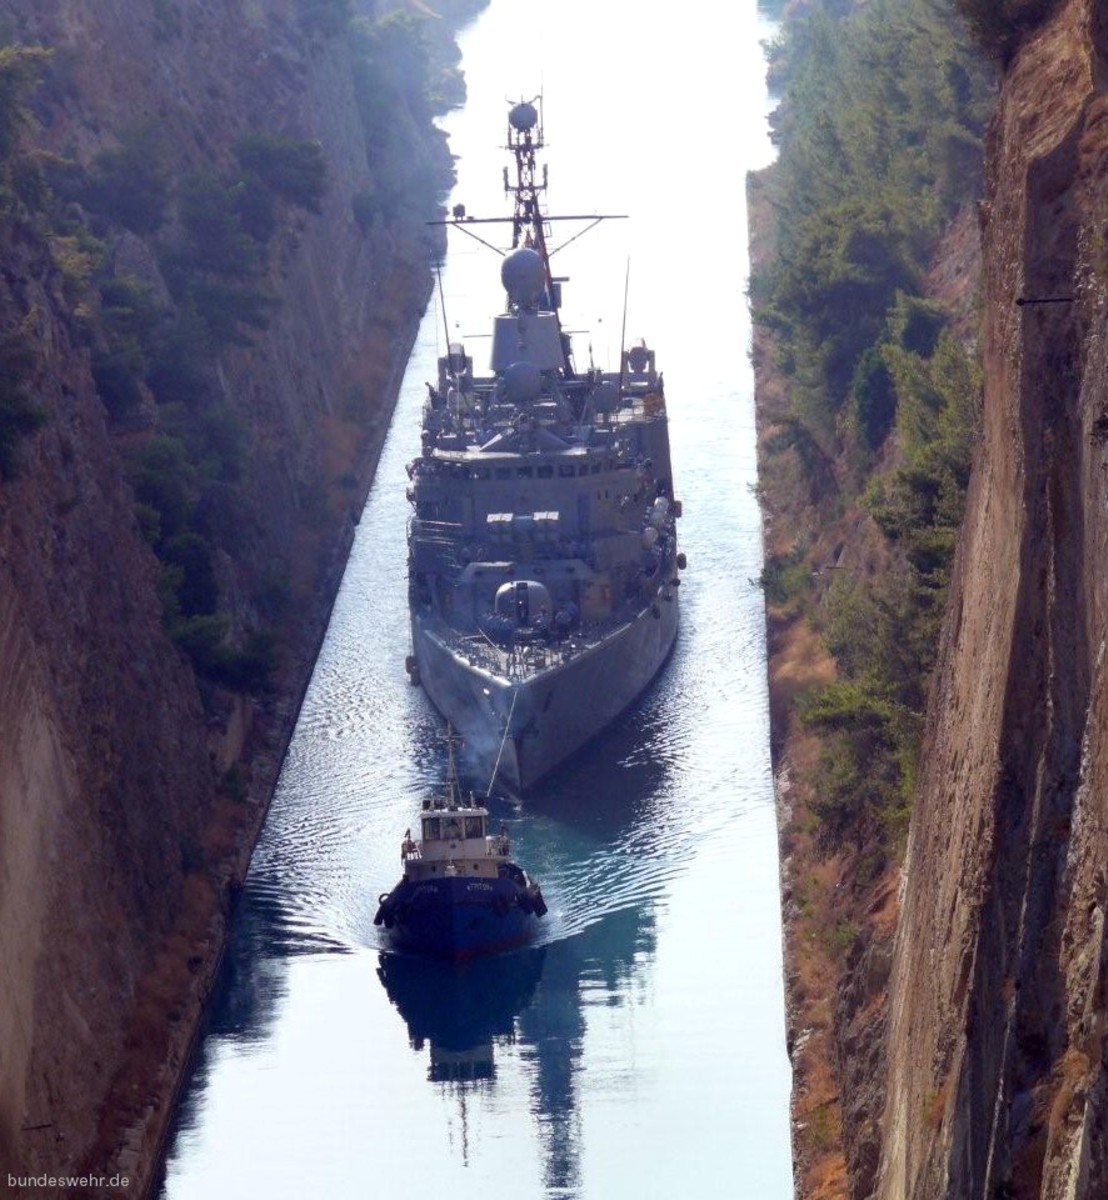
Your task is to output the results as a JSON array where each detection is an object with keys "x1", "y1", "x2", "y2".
[{"x1": 157, "y1": 2, "x2": 791, "y2": 1196}]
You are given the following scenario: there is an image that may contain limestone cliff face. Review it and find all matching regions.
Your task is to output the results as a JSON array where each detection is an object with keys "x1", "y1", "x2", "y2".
[
  {"x1": 0, "y1": 0, "x2": 474, "y2": 1189},
  {"x1": 0, "y1": 226, "x2": 214, "y2": 1176},
  {"x1": 878, "y1": 2, "x2": 1108, "y2": 1195}
]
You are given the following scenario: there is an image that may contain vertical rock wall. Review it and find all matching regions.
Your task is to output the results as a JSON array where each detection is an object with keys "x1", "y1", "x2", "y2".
[
  {"x1": 0, "y1": 232, "x2": 215, "y2": 1175},
  {"x1": 0, "y1": 0, "x2": 471, "y2": 1188},
  {"x1": 877, "y1": 2, "x2": 1108, "y2": 1195}
]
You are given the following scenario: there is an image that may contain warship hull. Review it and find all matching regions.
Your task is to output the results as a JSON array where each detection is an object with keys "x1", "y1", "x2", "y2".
[{"x1": 412, "y1": 596, "x2": 678, "y2": 794}]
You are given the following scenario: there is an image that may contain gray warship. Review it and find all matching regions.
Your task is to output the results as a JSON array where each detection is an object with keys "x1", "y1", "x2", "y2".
[{"x1": 405, "y1": 98, "x2": 684, "y2": 793}]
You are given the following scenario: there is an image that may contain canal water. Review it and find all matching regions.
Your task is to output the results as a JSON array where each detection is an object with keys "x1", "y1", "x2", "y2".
[{"x1": 157, "y1": 1, "x2": 791, "y2": 1196}]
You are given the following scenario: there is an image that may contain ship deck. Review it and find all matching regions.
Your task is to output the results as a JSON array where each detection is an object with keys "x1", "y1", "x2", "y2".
[{"x1": 418, "y1": 610, "x2": 643, "y2": 683}]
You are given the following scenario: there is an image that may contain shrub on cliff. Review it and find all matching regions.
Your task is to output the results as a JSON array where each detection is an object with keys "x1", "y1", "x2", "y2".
[
  {"x1": 82, "y1": 127, "x2": 170, "y2": 234},
  {"x1": 297, "y1": 0, "x2": 352, "y2": 37},
  {"x1": 0, "y1": 322, "x2": 46, "y2": 478},
  {"x1": 177, "y1": 173, "x2": 263, "y2": 279},
  {"x1": 128, "y1": 435, "x2": 191, "y2": 538},
  {"x1": 169, "y1": 614, "x2": 276, "y2": 693},
  {"x1": 0, "y1": 44, "x2": 50, "y2": 159},
  {"x1": 162, "y1": 531, "x2": 218, "y2": 617},
  {"x1": 234, "y1": 134, "x2": 327, "y2": 214}
]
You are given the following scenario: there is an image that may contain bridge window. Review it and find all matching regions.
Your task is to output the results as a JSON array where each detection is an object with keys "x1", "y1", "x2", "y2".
[
  {"x1": 495, "y1": 467, "x2": 511, "y2": 480},
  {"x1": 559, "y1": 464, "x2": 576, "y2": 478},
  {"x1": 537, "y1": 465, "x2": 553, "y2": 478},
  {"x1": 517, "y1": 466, "x2": 533, "y2": 479}
]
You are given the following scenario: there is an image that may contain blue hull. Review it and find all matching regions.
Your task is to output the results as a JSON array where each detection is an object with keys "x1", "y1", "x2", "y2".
[{"x1": 380, "y1": 875, "x2": 541, "y2": 962}]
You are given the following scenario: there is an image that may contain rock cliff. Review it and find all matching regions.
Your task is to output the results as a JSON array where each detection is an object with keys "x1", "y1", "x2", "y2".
[
  {"x1": 753, "y1": 0, "x2": 1108, "y2": 1195},
  {"x1": 877, "y1": 1, "x2": 1108, "y2": 1195},
  {"x1": 0, "y1": 0, "x2": 479, "y2": 1192}
]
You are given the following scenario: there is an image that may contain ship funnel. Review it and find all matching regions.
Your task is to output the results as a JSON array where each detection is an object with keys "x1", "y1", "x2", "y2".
[{"x1": 501, "y1": 247, "x2": 546, "y2": 308}]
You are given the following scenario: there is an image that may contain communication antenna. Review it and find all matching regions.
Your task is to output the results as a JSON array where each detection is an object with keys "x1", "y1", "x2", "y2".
[
  {"x1": 617, "y1": 258, "x2": 630, "y2": 400},
  {"x1": 435, "y1": 262, "x2": 451, "y2": 359}
]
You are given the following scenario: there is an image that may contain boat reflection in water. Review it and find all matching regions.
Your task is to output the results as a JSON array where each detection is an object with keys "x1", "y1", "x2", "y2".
[{"x1": 377, "y1": 947, "x2": 545, "y2": 1082}]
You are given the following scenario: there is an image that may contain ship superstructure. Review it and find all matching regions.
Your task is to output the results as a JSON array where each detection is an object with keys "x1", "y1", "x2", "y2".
[{"x1": 406, "y1": 99, "x2": 683, "y2": 793}]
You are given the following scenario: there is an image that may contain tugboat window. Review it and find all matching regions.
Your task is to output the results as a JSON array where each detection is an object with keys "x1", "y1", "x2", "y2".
[
  {"x1": 423, "y1": 817, "x2": 441, "y2": 839},
  {"x1": 559, "y1": 464, "x2": 575, "y2": 477},
  {"x1": 464, "y1": 816, "x2": 483, "y2": 838},
  {"x1": 537, "y1": 465, "x2": 553, "y2": 478},
  {"x1": 495, "y1": 467, "x2": 511, "y2": 479},
  {"x1": 578, "y1": 464, "x2": 589, "y2": 476},
  {"x1": 517, "y1": 466, "x2": 533, "y2": 478},
  {"x1": 443, "y1": 817, "x2": 462, "y2": 839}
]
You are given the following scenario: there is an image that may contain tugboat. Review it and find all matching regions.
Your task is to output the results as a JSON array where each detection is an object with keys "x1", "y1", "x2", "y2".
[
  {"x1": 374, "y1": 732, "x2": 547, "y2": 961},
  {"x1": 405, "y1": 97, "x2": 684, "y2": 794}
]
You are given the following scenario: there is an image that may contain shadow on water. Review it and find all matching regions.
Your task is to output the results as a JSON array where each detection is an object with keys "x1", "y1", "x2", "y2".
[
  {"x1": 520, "y1": 651, "x2": 679, "y2": 828},
  {"x1": 377, "y1": 948, "x2": 546, "y2": 1076},
  {"x1": 375, "y1": 896, "x2": 657, "y2": 1197}
]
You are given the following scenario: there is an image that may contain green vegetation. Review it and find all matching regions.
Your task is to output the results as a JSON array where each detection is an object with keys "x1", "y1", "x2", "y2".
[
  {"x1": 0, "y1": 46, "x2": 51, "y2": 475},
  {"x1": 297, "y1": 0, "x2": 353, "y2": 37},
  {"x1": 235, "y1": 134, "x2": 327, "y2": 213},
  {"x1": 0, "y1": 319, "x2": 46, "y2": 478},
  {"x1": 755, "y1": 0, "x2": 991, "y2": 857},
  {"x1": 82, "y1": 126, "x2": 169, "y2": 234},
  {"x1": 0, "y1": 1, "x2": 464, "y2": 683},
  {"x1": 0, "y1": 44, "x2": 50, "y2": 159}
]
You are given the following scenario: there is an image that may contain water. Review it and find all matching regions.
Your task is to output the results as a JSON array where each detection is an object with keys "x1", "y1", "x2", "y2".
[{"x1": 157, "y1": 1, "x2": 791, "y2": 1196}]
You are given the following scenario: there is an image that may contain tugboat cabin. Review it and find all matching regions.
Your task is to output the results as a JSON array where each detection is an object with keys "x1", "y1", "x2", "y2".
[{"x1": 402, "y1": 799, "x2": 512, "y2": 883}]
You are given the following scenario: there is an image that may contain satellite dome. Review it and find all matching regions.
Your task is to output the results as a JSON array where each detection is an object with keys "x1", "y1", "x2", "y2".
[
  {"x1": 509, "y1": 101, "x2": 539, "y2": 132},
  {"x1": 503, "y1": 360, "x2": 543, "y2": 404},
  {"x1": 501, "y1": 247, "x2": 546, "y2": 307}
]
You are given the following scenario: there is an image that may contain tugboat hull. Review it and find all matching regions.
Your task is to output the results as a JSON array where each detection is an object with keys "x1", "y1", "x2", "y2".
[
  {"x1": 378, "y1": 875, "x2": 543, "y2": 962},
  {"x1": 412, "y1": 595, "x2": 678, "y2": 793}
]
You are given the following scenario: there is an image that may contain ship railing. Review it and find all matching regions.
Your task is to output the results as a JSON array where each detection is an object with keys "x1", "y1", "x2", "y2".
[
  {"x1": 448, "y1": 629, "x2": 603, "y2": 676},
  {"x1": 452, "y1": 635, "x2": 507, "y2": 674},
  {"x1": 409, "y1": 518, "x2": 463, "y2": 539}
]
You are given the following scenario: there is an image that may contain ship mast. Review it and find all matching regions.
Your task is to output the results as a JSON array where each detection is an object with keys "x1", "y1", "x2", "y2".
[
  {"x1": 427, "y1": 99, "x2": 627, "y2": 380},
  {"x1": 505, "y1": 99, "x2": 549, "y2": 255},
  {"x1": 504, "y1": 98, "x2": 572, "y2": 373}
]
